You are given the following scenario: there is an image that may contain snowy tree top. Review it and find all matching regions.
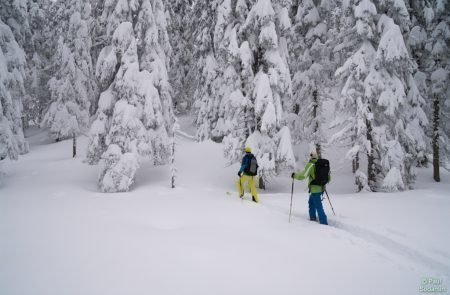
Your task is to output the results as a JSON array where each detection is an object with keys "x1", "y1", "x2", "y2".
[
  {"x1": 355, "y1": 0, "x2": 376, "y2": 19},
  {"x1": 295, "y1": 0, "x2": 320, "y2": 26},
  {"x1": 376, "y1": 15, "x2": 409, "y2": 65},
  {"x1": 244, "y1": 0, "x2": 275, "y2": 29}
]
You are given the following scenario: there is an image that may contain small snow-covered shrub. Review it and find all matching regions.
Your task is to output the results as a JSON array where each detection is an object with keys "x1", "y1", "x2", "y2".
[{"x1": 98, "y1": 144, "x2": 139, "y2": 193}]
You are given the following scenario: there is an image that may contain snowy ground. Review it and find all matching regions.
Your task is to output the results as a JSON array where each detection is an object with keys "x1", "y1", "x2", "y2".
[{"x1": 1, "y1": 121, "x2": 449, "y2": 295}]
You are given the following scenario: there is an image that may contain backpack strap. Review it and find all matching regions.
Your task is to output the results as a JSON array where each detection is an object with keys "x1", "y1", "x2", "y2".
[{"x1": 306, "y1": 162, "x2": 315, "y2": 193}]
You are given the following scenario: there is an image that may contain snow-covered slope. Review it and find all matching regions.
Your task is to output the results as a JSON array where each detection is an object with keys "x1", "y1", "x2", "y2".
[{"x1": 0, "y1": 126, "x2": 449, "y2": 295}]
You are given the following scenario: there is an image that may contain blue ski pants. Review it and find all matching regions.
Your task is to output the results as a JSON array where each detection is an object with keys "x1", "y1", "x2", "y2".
[{"x1": 308, "y1": 192, "x2": 328, "y2": 225}]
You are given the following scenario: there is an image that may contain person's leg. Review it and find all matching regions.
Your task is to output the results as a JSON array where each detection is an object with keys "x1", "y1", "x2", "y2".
[
  {"x1": 237, "y1": 177, "x2": 244, "y2": 197},
  {"x1": 249, "y1": 176, "x2": 259, "y2": 203},
  {"x1": 312, "y1": 193, "x2": 328, "y2": 225},
  {"x1": 308, "y1": 194, "x2": 317, "y2": 220}
]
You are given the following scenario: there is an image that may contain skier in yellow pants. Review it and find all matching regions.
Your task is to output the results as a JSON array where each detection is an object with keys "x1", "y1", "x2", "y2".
[{"x1": 237, "y1": 147, "x2": 259, "y2": 203}]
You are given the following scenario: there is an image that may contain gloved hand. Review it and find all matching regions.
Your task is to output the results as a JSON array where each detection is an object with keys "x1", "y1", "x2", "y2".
[
  {"x1": 238, "y1": 171, "x2": 242, "y2": 177},
  {"x1": 291, "y1": 172, "x2": 295, "y2": 179}
]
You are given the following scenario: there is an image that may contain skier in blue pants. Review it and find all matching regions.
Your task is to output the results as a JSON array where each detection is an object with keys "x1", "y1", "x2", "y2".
[{"x1": 292, "y1": 151, "x2": 330, "y2": 225}]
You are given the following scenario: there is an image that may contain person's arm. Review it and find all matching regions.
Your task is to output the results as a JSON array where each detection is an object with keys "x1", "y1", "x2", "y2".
[
  {"x1": 239, "y1": 157, "x2": 248, "y2": 174},
  {"x1": 293, "y1": 162, "x2": 314, "y2": 180}
]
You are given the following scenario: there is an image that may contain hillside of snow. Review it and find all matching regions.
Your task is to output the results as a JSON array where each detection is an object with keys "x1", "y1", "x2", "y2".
[{"x1": 0, "y1": 121, "x2": 449, "y2": 295}]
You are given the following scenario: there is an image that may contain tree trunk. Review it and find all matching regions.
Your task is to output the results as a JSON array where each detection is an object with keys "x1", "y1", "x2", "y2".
[
  {"x1": 259, "y1": 176, "x2": 265, "y2": 190},
  {"x1": 22, "y1": 116, "x2": 28, "y2": 132},
  {"x1": 316, "y1": 143, "x2": 321, "y2": 158},
  {"x1": 433, "y1": 95, "x2": 440, "y2": 182},
  {"x1": 290, "y1": 0, "x2": 299, "y2": 19},
  {"x1": 351, "y1": 132, "x2": 357, "y2": 173},
  {"x1": 312, "y1": 89, "x2": 321, "y2": 157},
  {"x1": 354, "y1": 152, "x2": 363, "y2": 191},
  {"x1": 171, "y1": 136, "x2": 176, "y2": 188},
  {"x1": 353, "y1": 152, "x2": 360, "y2": 174},
  {"x1": 252, "y1": 46, "x2": 264, "y2": 74},
  {"x1": 72, "y1": 132, "x2": 76, "y2": 158},
  {"x1": 366, "y1": 119, "x2": 375, "y2": 191}
]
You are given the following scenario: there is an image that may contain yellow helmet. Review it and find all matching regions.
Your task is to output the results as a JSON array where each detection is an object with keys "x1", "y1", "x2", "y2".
[{"x1": 245, "y1": 147, "x2": 252, "y2": 153}]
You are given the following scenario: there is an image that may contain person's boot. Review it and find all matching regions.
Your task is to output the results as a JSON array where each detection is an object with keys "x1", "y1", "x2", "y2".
[
  {"x1": 252, "y1": 196, "x2": 258, "y2": 203},
  {"x1": 310, "y1": 217, "x2": 318, "y2": 222}
]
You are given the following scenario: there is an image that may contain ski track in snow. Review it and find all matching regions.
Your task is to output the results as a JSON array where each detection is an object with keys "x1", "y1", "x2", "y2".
[
  {"x1": 257, "y1": 194, "x2": 450, "y2": 279},
  {"x1": 330, "y1": 220, "x2": 450, "y2": 278}
]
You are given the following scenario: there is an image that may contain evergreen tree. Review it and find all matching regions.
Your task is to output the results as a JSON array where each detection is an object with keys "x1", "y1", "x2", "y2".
[
  {"x1": 41, "y1": 37, "x2": 89, "y2": 141},
  {"x1": 167, "y1": 0, "x2": 195, "y2": 113},
  {"x1": 332, "y1": 0, "x2": 430, "y2": 192},
  {"x1": 86, "y1": 0, "x2": 175, "y2": 192},
  {"x1": 23, "y1": 0, "x2": 52, "y2": 126},
  {"x1": 216, "y1": 0, "x2": 295, "y2": 185},
  {"x1": 0, "y1": 16, "x2": 28, "y2": 160},
  {"x1": 214, "y1": 0, "x2": 244, "y2": 146},
  {"x1": 191, "y1": 0, "x2": 220, "y2": 141},
  {"x1": 363, "y1": 11, "x2": 428, "y2": 191},
  {"x1": 429, "y1": 1, "x2": 450, "y2": 174},
  {"x1": 408, "y1": 0, "x2": 450, "y2": 181},
  {"x1": 332, "y1": 0, "x2": 377, "y2": 191},
  {"x1": 0, "y1": 0, "x2": 31, "y2": 49},
  {"x1": 290, "y1": 0, "x2": 328, "y2": 156},
  {"x1": 1, "y1": 0, "x2": 54, "y2": 127},
  {"x1": 41, "y1": 0, "x2": 95, "y2": 141}
]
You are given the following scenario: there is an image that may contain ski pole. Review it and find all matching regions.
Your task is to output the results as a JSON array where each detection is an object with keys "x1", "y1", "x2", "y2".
[
  {"x1": 289, "y1": 178, "x2": 294, "y2": 223},
  {"x1": 324, "y1": 189, "x2": 336, "y2": 216}
]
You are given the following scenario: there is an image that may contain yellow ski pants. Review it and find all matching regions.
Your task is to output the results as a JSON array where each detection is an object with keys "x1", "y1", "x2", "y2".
[{"x1": 238, "y1": 175, "x2": 259, "y2": 202}]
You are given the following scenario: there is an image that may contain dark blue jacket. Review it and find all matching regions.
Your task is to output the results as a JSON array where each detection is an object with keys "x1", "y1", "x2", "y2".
[{"x1": 239, "y1": 153, "x2": 254, "y2": 175}]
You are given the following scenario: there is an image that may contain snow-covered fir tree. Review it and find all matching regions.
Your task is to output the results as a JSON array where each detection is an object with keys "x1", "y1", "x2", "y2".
[
  {"x1": 211, "y1": 0, "x2": 295, "y2": 185},
  {"x1": 22, "y1": 0, "x2": 52, "y2": 126},
  {"x1": 192, "y1": 0, "x2": 220, "y2": 141},
  {"x1": 41, "y1": 0, "x2": 95, "y2": 141},
  {"x1": 149, "y1": 0, "x2": 175, "y2": 139},
  {"x1": 91, "y1": 0, "x2": 172, "y2": 115},
  {"x1": 194, "y1": 54, "x2": 221, "y2": 142},
  {"x1": 1, "y1": 0, "x2": 54, "y2": 128},
  {"x1": 213, "y1": 0, "x2": 245, "y2": 148},
  {"x1": 41, "y1": 37, "x2": 89, "y2": 141},
  {"x1": 86, "y1": 0, "x2": 175, "y2": 192},
  {"x1": 167, "y1": 0, "x2": 195, "y2": 113},
  {"x1": 0, "y1": 0, "x2": 31, "y2": 50},
  {"x1": 0, "y1": 16, "x2": 29, "y2": 161},
  {"x1": 408, "y1": 0, "x2": 450, "y2": 181},
  {"x1": 332, "y1": 0, "x2": 377, "y2": 191},
  {"x1": 66, "y1": 0, "x2": 97, "y2": 115},
  {"x1": 332, "y1": 0, "x2": 430, "y2": 192},
  {"x1": 289, "y1": 0, "x2": 329, "y2": 156},
  {"x1": 363, "y1": 9, "x2": 428, "y2": 191}
]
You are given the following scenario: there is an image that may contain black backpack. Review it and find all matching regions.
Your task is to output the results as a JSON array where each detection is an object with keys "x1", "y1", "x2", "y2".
[
  {"x1": 244, "y1": 154, "x2": 258, "y2": 176},
  {"x1": 310, "y1": 158, "x2": 330, "y2": 187}
]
